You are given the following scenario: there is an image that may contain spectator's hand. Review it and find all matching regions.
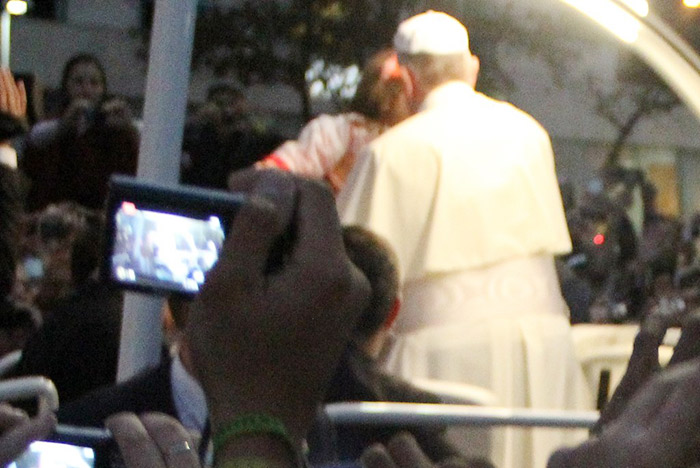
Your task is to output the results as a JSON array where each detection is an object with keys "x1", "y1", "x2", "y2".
[
  {"x1": 0, "y1": 400, "x2": 56, "y2": 465},
  {"x1": 106, "y1": 412, "x2": 201, "y2": 468},
  {"x1": 361, "y1": 433, "x2": 472, "y2": 468},
  {"x1": 592, "y1": 312, "x2": 670, "y2": 432},
  {"x1": 593, "y1": 311, "x2": 700, "y2": 435},
  {"x1": 101, "y1": 97, "x2": 133, "y2": 128},
  {"x1": 548, "y1": 358, "x2": 700, "y2": 468},
  {"x1": 668, "y1": 310, "x2": 700, "y2": 366},
  {"x1": 0, "y1": 68, "x2": 26, "y2": 120},
  {"x1": 61, "y1": 98, "x2": 94, "y2": 133},
  {"x1": 186, "y1": 169, "x2": 370, "y2": 449}
]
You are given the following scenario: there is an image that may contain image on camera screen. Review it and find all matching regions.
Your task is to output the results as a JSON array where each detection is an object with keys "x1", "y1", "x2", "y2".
[
  {"x1": 10, "y1": 440, "x2": 95, "y2": 468},
  {"x1": 111, "y1": 201, "x2": 226, "y2": 293}
]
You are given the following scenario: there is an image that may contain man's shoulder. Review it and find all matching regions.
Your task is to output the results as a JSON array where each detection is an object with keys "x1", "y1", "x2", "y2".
[
  {"x1": 366, "y1": 112, "x2": 436, "y2": 161},
  {"x1": 473, "y1": 92, "x2": 550, "y2": 138},
  {"x1": 375, "y1": 90, "x2": 547, "y2": 141}
]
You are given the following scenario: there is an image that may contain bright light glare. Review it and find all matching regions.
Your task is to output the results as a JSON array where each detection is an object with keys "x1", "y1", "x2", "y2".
[
  {"x1": 562, "y1": 0, "x2": 643, "y2": 43},
  {"x1": 684, "y1": 0, "x2": 700, "y2": 8},
  {"x1": 5, "y1": 0, "x2": 28, "y2": 15},
  {"x1": 620, "y1": 0, "x2": 649, "y2": 17},
  {"x1": 306, "y1": 59, "x2": 362, "y2": 100}
]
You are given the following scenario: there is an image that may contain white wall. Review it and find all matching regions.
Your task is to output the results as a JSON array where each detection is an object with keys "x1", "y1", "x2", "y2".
[
  {"x1": 65, "y1": 0, "x2": 141, "y2": 29},
  {"x1": 11, "y1": 17, "x2": 147, "y2": 98}
]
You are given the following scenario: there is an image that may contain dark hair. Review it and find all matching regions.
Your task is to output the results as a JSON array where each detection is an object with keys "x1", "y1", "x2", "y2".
[
  {"x1": 348, "y1": 48, "x2": 410, "y2": 125},
  {"x1": 35, "y1": 202, "x2": 102, "y2": 288},
  {"x1": 56, "y1": 54, "x2": 107, "y2": 115},
  {"x1": 342, "y1": 226, "x2": 400, "y2": 340},
  {"x1": 61, "y1": 54, "x2": 107, "y2": 95},
  {"x1": 206, "y1": 82, "x2": 244, "y2": 102},
  {"x1": 399, "y1": 52, "x2": 467, "y2": 91}
]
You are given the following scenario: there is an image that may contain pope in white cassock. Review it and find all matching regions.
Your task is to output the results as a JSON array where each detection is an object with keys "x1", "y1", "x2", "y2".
[{"x1": 336, "y1": 11, "x2": 591, "y2": 468}]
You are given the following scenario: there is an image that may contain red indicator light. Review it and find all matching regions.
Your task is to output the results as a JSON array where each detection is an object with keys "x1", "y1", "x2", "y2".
[
  {"x1": 121, "y1": 201, "x2": 137, "y2": 215},
  {"x1": 593, "y1": 234, "x2": 605, "y2": 246}
]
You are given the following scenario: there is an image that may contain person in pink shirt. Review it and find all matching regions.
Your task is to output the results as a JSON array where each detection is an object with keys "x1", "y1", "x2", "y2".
[{"x1": 256, "y1": 48, "x2": 411, "y2": 194}]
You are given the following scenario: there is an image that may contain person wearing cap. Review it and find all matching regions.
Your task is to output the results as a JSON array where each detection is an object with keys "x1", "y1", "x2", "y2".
[{"x1": 337, "y1": 11, "x2": 590, "y2": 468}]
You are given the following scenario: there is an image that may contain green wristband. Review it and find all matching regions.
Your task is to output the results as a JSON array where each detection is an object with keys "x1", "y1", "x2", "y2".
[
  {"x1": 213, "y1": 413, "x2": 296, "y2": 456},
  {"x1": 218, "y1": 456, "x2": 282, "y2": 468}
]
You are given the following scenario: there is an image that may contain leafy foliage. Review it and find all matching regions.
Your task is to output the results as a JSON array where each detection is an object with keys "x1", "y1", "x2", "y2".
[
  {"x1": 190, "y1": 0, "x2": 420, "y2": 119},
  {"x1": 184, "y1": 0, "x2": 568, "y2": 117},
  {"x1": 140, "y1": 0, "x2": 700, "y2": 140}
]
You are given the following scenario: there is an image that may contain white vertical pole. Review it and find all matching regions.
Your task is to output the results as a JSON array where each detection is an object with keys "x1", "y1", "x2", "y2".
[
  {"x1": 117, "y1": 0, "x2": 198, "y2": 381},
  {"x1": 1, "y1": 10, "x2": 10, "y2": 69}
]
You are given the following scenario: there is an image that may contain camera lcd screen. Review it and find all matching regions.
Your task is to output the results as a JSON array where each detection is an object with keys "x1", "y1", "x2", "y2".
[
  {"x1": 102, "y1": 175, "x2": 243, "y2": 296},
  {"x1": 110, "y1": 201, "x2": 226, "y2": 294},
  {"x1": 10, "y1": 440, "x2": 96, "y2": 468}
]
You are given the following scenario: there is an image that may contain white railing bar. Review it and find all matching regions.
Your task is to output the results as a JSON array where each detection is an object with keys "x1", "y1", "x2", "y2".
[{"x1": 325, "y1": 402, "x2": 599, "y2": 429}]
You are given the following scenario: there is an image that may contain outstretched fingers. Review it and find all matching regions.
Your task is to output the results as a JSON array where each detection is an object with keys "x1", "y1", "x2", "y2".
[{"x1": 0, "y1": 69, "x2": 26, "y2": 118}]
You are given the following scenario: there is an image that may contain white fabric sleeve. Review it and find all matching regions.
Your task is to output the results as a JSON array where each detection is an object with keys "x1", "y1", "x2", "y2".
[{"x1": 270, "y1": 114, "x2": 354, "y2": 178}]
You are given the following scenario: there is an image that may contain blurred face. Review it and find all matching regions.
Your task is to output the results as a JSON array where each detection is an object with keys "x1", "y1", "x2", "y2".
[
  {"x1": 65, "y1": 62, "x2": 105, "y2": 104},
  {"x1": 210, "y1": 90, "x2": 247, "y2": 125}
]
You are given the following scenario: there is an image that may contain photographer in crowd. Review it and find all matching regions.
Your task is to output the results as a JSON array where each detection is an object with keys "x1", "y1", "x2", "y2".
[{"x1": 20, "y1": 54, "x2": 139, "y2": 211}]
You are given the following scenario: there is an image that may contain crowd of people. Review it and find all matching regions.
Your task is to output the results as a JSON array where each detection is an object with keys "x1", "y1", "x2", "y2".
[{"x1": 0, "y1": 8, "x2": 699, "y2": 468}]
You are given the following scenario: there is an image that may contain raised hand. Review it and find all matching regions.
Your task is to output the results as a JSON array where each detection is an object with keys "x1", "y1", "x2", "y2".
[
  {"x1": 549, "y1": 358, "x2": 700, "y2": 468},
  {"x1": 0, "y1": 68, "x2": 26, "y2": 120},
  {"x1": 186, "y1": 169, "x2": 370, "y2": 462},
  {"x1": 593, "y1": 311, "x2": 700, "y2": 434}
]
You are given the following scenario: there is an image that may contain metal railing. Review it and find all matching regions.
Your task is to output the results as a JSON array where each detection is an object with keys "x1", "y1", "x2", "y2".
[{"x1": 325, "y1": 402, "x2": 600, "y2": 429}]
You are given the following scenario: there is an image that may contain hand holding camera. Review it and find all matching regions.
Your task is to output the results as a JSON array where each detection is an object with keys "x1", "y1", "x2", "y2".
[
  {"x1": 61, "y1": 98, "x2": 96, "y2": 135},
  {"x1": 186, "y1": 169, "x2": 371, "y2": 454}
]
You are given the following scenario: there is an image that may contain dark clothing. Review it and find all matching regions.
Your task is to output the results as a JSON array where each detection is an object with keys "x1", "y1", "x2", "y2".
[
  {"x1": 21, "y1": 119, "x2": 138, "y2": 211},
  {"x1": 13, "y1": 282, "x2": 123, "y2": 404},
  {"x1": 0, "y1": 164, "x2": 22, "y2": 297},
  {"x1": 323, "y1": 345, "x2": 461, "y2": 463},
  {"x1": 556, "y1": 258, "x2": 594, "y2": 324},
  {"x1": 59, "y1": 343, "x2": 465, "y2": 465},
  {"x1": 58, "y1": 353, "x2": 175, "y2": 427},
  {"x1": 181, "y1": 122, "x2": 283, "y2": 190}
]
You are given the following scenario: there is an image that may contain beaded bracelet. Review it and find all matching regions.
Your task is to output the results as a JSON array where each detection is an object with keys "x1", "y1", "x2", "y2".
[{"x1": 213, "y1": 413, "x2": 297, "y2": 461}]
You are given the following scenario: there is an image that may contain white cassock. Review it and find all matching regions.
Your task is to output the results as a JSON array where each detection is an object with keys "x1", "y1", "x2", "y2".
[{"x1": 337, "y1": 81, "x2": 593, "y2": 468}]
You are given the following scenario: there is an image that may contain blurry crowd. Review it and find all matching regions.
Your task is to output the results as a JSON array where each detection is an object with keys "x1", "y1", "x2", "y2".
[
  {"x1": 558, "y1": 165, "x2": 697, "y2": 327},
  {"x1": 1, "y1": 20, "x2": 700, "y2": 465},
  {"x1": 0, "y1": 53, "x2": 285, "y2": 382}
]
